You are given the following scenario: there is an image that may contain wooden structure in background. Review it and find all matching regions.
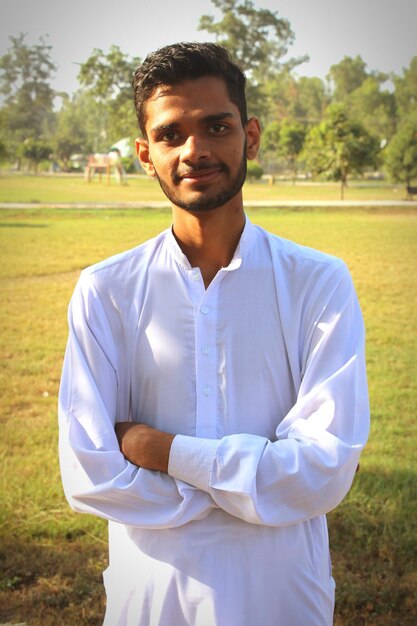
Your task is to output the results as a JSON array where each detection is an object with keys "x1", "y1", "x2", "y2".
[{"x1": 85, "y1": 154, "x2": 111, "y2": 184}]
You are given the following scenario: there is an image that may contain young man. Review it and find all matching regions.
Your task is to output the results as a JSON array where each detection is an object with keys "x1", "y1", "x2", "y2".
[{"x1": 59, "y1": 43, "x2": 370, "y2": 625}]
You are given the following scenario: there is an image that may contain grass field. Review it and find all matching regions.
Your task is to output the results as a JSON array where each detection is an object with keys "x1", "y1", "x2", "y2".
[
  {"x1": 0, "y1": 202, "x2": 416, "y2": 625},
  {"x1": 0, "y1": 172, "x2": 410, "y2": 203}
]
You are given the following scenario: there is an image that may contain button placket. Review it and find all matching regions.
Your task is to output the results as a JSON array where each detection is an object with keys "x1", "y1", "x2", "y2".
[{"x1": 194, "y1": 286, "x2": 219, "y2": 439}]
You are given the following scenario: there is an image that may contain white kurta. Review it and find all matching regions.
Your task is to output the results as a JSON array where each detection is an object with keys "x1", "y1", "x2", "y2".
[{"x1": 58, "y1": 217, "x2": 370, "y2": 626}]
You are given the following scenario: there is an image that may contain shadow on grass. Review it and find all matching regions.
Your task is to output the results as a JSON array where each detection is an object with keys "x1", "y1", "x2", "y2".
[
  {"x1": 330, "y1": 466, "x2": 417, "y2": 625},
  {"x1": 0, "y1": 531, "x2": 106, "y2": 626},
  {"x1": 0, "y1": 223, "x2": 49, "y2": 228}
]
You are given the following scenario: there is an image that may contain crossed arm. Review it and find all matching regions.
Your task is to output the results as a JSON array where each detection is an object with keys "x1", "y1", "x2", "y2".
[
  {"x1": 115, "y1": 422, "x2": 175, "y2": 474},
  {"x1": 115, "y1": 423, "x2": 360, "y2": 477},
  {"x1": 61, "y1": 261, "x2": 367, "y2": 528}
]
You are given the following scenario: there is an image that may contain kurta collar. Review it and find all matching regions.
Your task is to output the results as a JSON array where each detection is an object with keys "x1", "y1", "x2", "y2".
[{"x1": 166, "y1": 214, "x2": 257, "y2": 272}]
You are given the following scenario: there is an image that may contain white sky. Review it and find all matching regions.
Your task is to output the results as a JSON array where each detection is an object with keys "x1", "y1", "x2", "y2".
[{"x1": 0, "y1": 0, "x2": 416, "y2": 94}]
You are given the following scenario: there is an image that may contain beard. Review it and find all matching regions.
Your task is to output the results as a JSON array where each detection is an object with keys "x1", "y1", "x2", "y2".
[{"x1": 153, "y1": 146, "x2": 247, "y2": 213}]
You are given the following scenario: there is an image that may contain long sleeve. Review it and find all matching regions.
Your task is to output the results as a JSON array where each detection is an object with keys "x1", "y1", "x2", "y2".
[
  {"x1": 168, "y1": 261, "x2": 370, "y2": 526},
  {"x1": 58, "y1": 271, "x2": 216, "y2": 529}
]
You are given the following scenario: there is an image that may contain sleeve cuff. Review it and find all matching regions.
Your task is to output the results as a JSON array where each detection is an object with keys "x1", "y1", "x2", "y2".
[{"x1": 168, "y1": 434, "x2": 219, "y2": 492}]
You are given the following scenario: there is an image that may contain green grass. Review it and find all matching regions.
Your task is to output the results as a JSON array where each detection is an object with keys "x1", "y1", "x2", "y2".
[
  {"x1": 0, "y1": 206, "x2": 416, "y2": 625},
  {"x1": 0, "y1": 172, "x2": 409, "y2": 203}
]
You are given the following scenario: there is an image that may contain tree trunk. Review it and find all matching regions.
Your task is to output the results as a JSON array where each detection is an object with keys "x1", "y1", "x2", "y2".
[
  {"x1": 291, "y1": 159, "x2": 297, "y2": 186},
  {"x1": 340, "y1": 172, "x2": 348, "y2": 200}
]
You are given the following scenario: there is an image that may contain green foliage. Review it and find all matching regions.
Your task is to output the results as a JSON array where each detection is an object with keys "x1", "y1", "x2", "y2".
[
  {"x1": 53, "y1": 90, "x2": 138, "y2": 169},
  {"x1": 52, "y1": 94, "x2": 90, "y2": 168},
  {"x1": 294, "y1": 76, "x2": 329, "y2": 123},
  {"x1": 78, "y1": 45, "x2": 140, "y2": 103},
  {"x1": 348, "y1": 76, "x2": 397, "y2": 141},
  {"x1": 0, "y1": 33, "x2": 56, "y2": 103},
  {"x1": 199, "y1": 0, "x2": 307, "y2": 119},
  {"x1": 327, "y1": 55, "x2": 369, "y2": 100},
  {"x1": 394, "y1": 56, "x2": 417, "y2": 117},
  {"x1": 262, "y1": 120, "x2": 280, "y2": 153},
  {"x1": 261, "y1": 119, "x2": 306, "y2": 181},
  {"x1": 0, "y1": 139, "x2": 8, "y2": 163},
  {"x1": 0, "y1": 27, "x2": 415, "y2": 183},
  {"x1": 77, "y1": 45, "x2": 140, "y2": 143},
  {"x1": 276, "y1": 120, "x2": 306, "y2": 182},
  {"x1": 18, "y1": 138, "x2": 52, "y2": 172},
  {"x1": 267, "y1": 72, "x2": 328, "y2": 125},
  {"x1": 384, "y1": 112, "x2": 417, "y2": 185},
  {"x1": 0, "y1": 34, "x2": 56, "y2": 165},
  {"x1": 327, "y1": 56, "x2": 396, "y2": 142},
  {"x1": 246, "y1": 160, "x2": 263, "y2": 180},
  {"x1": 121, "y1": 156, "x2": 138, "y2": 174},
  {"x1": 303, "y1": 104, "x2": 380, "y2": 198},
  {"x1": 199, "y1": 0, "x2": 296, "y2": 79}
]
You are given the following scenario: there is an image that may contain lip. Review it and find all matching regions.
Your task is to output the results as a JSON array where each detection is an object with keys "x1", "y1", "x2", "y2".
[{"x1": 178, "y1": 168, "x2": 223, "y2": 184}]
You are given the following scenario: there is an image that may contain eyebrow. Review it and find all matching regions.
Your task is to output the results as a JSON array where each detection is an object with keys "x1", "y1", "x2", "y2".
[
  {"x1": 150, "y1": 112, "x2": 234, "y2": 135},
  {"x1": 203, "y1": 112, "x2": 234, "y2": 123}
]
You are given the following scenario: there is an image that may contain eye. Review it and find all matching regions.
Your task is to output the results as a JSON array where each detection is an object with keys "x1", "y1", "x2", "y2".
[
  {"x1": 210, "y1": 123, "x2": 228, "y2": 134},
  {"x1": 160, "y1": 131, "x2": 180, "y2": 143}
]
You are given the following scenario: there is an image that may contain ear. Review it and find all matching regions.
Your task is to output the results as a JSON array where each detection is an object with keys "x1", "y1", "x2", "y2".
[
  {"x1": 135, "y1": 137, "x2": 155, "y2": 177},
  {"x1": 245, "y1": 117, "x2": 261, "y2": 161}
]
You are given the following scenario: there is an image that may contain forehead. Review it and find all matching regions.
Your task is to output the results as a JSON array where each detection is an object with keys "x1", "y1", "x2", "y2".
[{"x1": 143, "y1": 76, "x2": 240, "y2": 132}]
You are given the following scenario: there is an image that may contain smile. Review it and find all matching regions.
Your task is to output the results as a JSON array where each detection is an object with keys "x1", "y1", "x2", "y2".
[{"x1": 177, "y1": 167, "x2": 225, "y2": 185}]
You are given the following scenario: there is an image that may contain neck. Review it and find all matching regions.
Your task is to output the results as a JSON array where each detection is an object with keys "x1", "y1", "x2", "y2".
[{"x1": 172, "y1": 196, "x2": 245, "y2": 288}]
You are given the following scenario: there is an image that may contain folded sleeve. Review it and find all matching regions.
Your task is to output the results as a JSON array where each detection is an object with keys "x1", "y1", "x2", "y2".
[
  {"x1": 58, "y1": 272, "x2": 215, "y2": 529},
  {"x1": 168, "y1": 262, "x2": 370, "y2": 526}
]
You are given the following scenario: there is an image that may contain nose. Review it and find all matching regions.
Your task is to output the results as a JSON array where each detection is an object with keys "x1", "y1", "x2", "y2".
[{"x1": 180, "y1": 134, "x2": 211, "y2": 164}]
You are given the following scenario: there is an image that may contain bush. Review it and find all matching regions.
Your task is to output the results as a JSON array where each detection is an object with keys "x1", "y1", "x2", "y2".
[
  {"x1": 247, "y1": 161, "x2": 264, "y2": 180},
  {"x1": 18, "y1": 139, "x2": 52, "y2": 173},
  {"x1": 121, "y1": 156, "x2": 140, "y2": 174}
]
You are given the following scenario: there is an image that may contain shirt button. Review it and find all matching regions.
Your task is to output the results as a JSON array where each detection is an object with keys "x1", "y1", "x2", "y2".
[
  {"x1": 202, "y1": 385, "x2": 211, "y2": 396},
  {"x1": 201, "y1": 305, "x2": 210, "y2": 315},
  {"x1": 201, "y1": 346, "x2": 210, "y2": 355},
  {"x1": 191, "y1": 271, "x2": 200, "y2": 281}
]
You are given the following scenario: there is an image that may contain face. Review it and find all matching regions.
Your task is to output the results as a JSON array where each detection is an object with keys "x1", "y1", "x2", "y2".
[{"x1": 136, "y1": 76, "x2": 260, "y2": 213}]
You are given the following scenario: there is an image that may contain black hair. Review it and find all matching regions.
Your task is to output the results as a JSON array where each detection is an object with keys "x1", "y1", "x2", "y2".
[{"x1": 133, "y1": 42, "x2": 247, "y2": 136}]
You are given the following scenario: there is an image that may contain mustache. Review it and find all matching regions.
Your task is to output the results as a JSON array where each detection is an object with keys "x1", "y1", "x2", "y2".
[{"x1": 173, "y1": 162, "x2": 228, "y2": 182}]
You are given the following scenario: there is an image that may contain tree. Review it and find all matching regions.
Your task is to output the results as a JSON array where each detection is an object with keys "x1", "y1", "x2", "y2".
[
  {"x1": 326, "y1": 55, "x2": 396, "y2": 142},
  {"x1": 0, "y1": 33, "x2": 57, "y2": 167},
  {"x1": 327, "y1": 55, "x2": 368, "y2": 101},
  {"x1": 293, "y1": 76, "x2": 328, "y2": 124},
  {"x1": 302, "y1": 104, "x2": 379, "y2": 199},
  {"x1": 199, "y1": 0, "x2": 307, "y2": 120},
  {"x1": 260, "y1": 119, "x2": 306, "y2": 180},
  {"x1": 18, "y1": 137, "x2": 52, "y2": 172},
  {"x1": 0, "y1": 138, "x2": 8, "y2": 163},
  {"x1": 384, "y1": 113, "x2": 417, "y2": 190},
  {"x1": 258, "y1": 71, "x2": 328, "y2": 134},
  {"x1": 262, "y1": 121, "x2": 280, "y2": 151},
  {"x1": 394, "y1": 56, "x2": 417, "y2": 119},
  {"x1": 260, "y1": 120, "x2": 280, "y2": 172},
  {"x1": 264, "y1": 71, "x2": 297, "y2": 122},
  {"x1": 78, "y1": 45, "x2": 140, "y2": 143},
  {"x1": 347, "y1": 76, "x2": 396, "y2": 141},
  {"x1": 199, "y1": 0, "x2": 296, "y2": 79},
  {"x1": 53, "y1": 94, "x2": 90, "y2": 169},
  {"x1": 276, "y1": 120, "x2": 306, "y2": 183}
]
